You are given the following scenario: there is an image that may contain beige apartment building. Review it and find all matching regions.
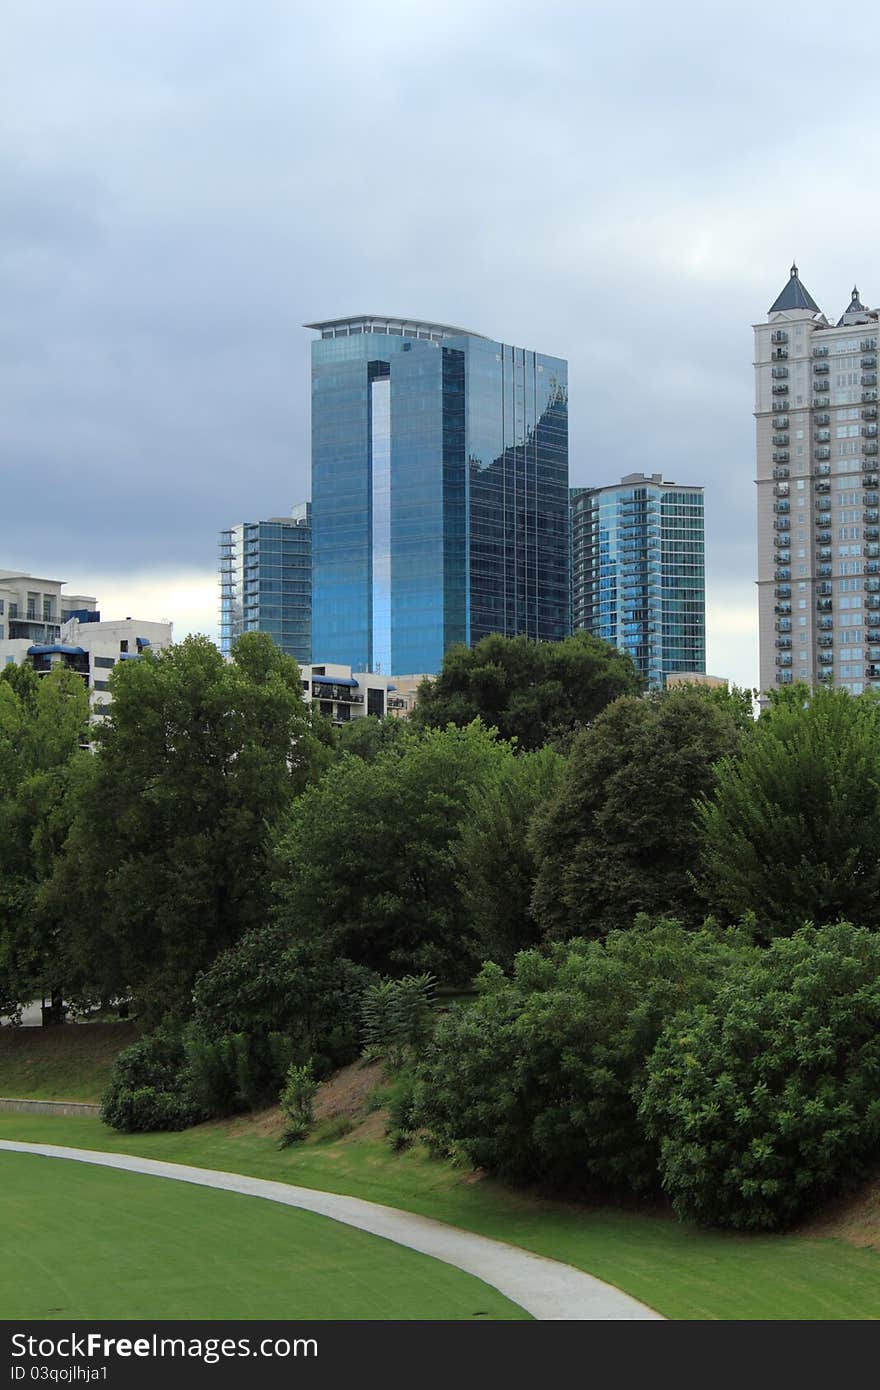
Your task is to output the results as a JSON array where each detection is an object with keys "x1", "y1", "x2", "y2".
[{"x1": 755, "y1": 266, "x2": 879, "y2": 697}]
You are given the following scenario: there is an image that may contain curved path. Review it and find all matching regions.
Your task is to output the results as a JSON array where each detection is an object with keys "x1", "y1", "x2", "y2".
[{"x1": 0, "y1": 1140, "x2": 662, "y2": 1321}]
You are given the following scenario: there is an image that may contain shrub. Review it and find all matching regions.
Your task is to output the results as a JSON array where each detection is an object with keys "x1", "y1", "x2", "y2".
[
  {"x1": 279, "y1": 1062, "x2": 318, "y2": 1147},
  {"x1": 639, "y1": 922, "x2": 880, "y2": 1229},
  {"x1": 184, "y1": 1030, "x2": 297, "y2": 1117},
  {"x1": 101, "y1": 1027, "x2": 199, "y2": 1132},
  {"x1": 360, "y1": 973, "x2": 436, "y2": 1068},
  {"x1": 193, "y1": 926, "x2": 372, "y2": 1069},
  {"x1": 411, "y1": 919, "x2": 745, "y2": 1193}
]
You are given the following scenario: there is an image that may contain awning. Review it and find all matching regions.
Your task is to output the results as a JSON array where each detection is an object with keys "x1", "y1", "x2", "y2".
[{"x1": 312, "y1": 674, "x2": 358, "y2": 688}]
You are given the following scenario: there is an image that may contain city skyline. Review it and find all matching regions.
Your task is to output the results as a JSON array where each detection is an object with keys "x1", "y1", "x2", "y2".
[{"x1": 3, "y1": 1, "x2": 879, "y2": 691}]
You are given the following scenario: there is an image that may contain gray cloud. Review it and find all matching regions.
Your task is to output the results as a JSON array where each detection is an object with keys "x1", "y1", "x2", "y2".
[{"x1": 2, "y1": 0, "x2": 878, "y2": 683}]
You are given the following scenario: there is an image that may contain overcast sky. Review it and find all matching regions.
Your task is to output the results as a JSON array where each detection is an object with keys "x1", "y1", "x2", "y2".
[{"x1": 3, "y1": 0, "x2": 878, "y2": 688}]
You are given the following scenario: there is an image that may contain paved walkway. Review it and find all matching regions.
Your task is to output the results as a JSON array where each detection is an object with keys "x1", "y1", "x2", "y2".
[{"x1": 0, "y1": 1139, "x2": 662, "y2": 1321}]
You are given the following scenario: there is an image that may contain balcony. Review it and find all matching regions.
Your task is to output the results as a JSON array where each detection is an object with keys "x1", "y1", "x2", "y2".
[
  {"x1": 773, "y1": 466, "x2": 790, "y2": 480},
  {"x1": 775, "y1": 483, "x2": 790, "y2": 497},
  {"x1": 773, "y1": 520, "x2": 791, "y2": 531},
  {"x1": 816, "y1": 582, "x2": 833, "y2": 595},
  {"x1": 817, "y1": 547, "x2": 832, "y2": 561},
  {"x1": 773, "y1": 502, "x2": 790, "y2": 514},
  {"x1": 776, "y1": 637, "x2": 792, "y2": 649},
  {"x1": 775, "y1": 567, "x2": 791, "y2": 580},
  {"x1": 865, "y1": 441, "x2": 879, "y2": 455},
  {"x1": 773, "y1": 415, "x2": 790, "y2": 429},
  {"x1": 815, "y1": 529, "x2": 832, "y2": 543},
  {"x1": 862, "y1": 374, "x2": 878, "y2": 387},
  {"x1": 817, "y1": 563, "x2": 832, "y2": 577},
  {"x1": 818, "y1": 635, "x2": 834, "y2": 648},
  {"x1": 813, "y1": 362, "x2": 830, "y2": 375},
  {"x1": 865, "y1": 405, "x2": 879, "y2": 420},
  {"x1": 818, "y1": 616, "x2": 833, "y2": 630},
  {"x1": 776, "y1": 654, "x2": 793, "y2": 667},
  {"x1": 863, "y1": 425, "x2": 878, "y2": 437},
  {"x1": 816, "y1": 462, "x2": 831, "y2": 476},
  {"x1": 818, "y1": 653, "x2": 834, "y2": 666},
  {"x1": 773, "y1": 434, "x2": 790, "y2": 446},
  {"x1": 813, "y1": 345, "x2": 829, "y2": 356},
  {"x1": 815, "y1": 412, "x2": 831, "y2": 426},
  {"x1": 774, "y1": 602, "x2": 792, "y2": 615},
  {"x1": 814, "y1": 429, "x2": 831, "y2": 443},
  {"x1": 772, "y1": 384, "x2": 790, "y2": 395},
  {"x1": 862, "y1": 338, "x2": 878, "y2": 352},
  {"x1": 817, "y1": 670, "x2": 835, "y2": 683},
  {"x1": 868, "y1": 614, "x2": 880, "y2": 628},
  {"x1": 814, "y1": 447, "x2": 831, "y2": 461},
  {"x1": 777, "y1": 672, "x2": 794, "y2": 684},
  {"x1": 817, "y1": 599, "x2": 833, "y2": 613},
  {"x1": 863, "y1": 389, "x2": 879, "y2": 402},
  {"x1": 772, "y1": 330, "x2": 789, "y2": 344},
  {"x1": 867, "y1": 597, "x2": 880, "y2": 610},
  {"x1": 772, "y1": 348, "x2": 789, "y2": 360},
  {"x1": 862, "y1": 356, "x2": 878, "y2": 370},
  {"x1": 864, "y1": 510, "x2": 880, "y2": 524},
  {"x1": 867, "y1": 578, "x2": 880, "y2": 593},
  {"x1": 773, "y1": 451, "x2": 790, "y2": 463},
  {"x1": 775, "y1": 618, "x2": 792, "y2": 632},
  {"x1": 775, "y1": 584, "x2": 792, "y2": 598}
]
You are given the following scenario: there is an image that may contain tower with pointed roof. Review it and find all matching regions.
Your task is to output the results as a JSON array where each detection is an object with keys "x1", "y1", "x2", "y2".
[{"x1": 755, "y1": 268, "x2": 879, "y2": 698}]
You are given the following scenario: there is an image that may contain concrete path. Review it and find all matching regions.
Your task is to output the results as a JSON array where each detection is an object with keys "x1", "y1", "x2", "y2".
[{"x1": 0, "y1": 1139, "x2": 662, "y2": 1321}]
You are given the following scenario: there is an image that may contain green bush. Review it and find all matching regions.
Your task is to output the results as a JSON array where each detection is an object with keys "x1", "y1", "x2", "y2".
[
  {"x1": 100, "y1": 1027, "x2": 199, "y2": 1132},
  {"x1": 360, "y1": 973, "x2": 436, "y2": 1068},
  {"x1": 193, "y1": 926, "x2": 372, "y2": 1069},
  {"x1": 639, "y1": 922, "x2": 880, "y2": 1230},
  {"x1": 411, "y1": 919, "x2": 745, "y2": 1193},
  {"x1": 279, "y1": 1062, "x2": 318, "y2": 1147},
  {"x1": 184, "y1": 1030, "x2": 298, "y2": 1117}
]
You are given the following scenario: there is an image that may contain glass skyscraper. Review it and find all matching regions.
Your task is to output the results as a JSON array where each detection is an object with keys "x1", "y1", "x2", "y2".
[
  {"x1": 308, "y1": 315, "x2": 569, "y2": 675},
  {"x1": 571, "y1": 473, "x2": 705, "y2": 688},
  {"x1": 219, "y1": 503, "x2": 311, "y2": 664}
]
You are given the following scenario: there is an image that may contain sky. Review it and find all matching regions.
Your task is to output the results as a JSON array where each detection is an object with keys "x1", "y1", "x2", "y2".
[{"x1": 3, "y1": 0, "x2": 879, "y2": 690}]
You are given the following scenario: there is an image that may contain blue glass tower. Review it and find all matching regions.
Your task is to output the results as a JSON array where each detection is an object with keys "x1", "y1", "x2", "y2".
[
  {"x1": 219, "y1": 504, "x2": 311, "y2": 664},
  {"x1": 571, "y1": 473, "x2": 705, "y2": 688},
  {"x1": 308, "y1": 315, "x2": 569, "y2": 674}
]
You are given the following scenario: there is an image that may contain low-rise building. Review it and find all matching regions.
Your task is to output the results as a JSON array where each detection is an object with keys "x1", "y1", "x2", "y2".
[{"x1": 299, "y1": 662, "x2": 393, "y2": 724}]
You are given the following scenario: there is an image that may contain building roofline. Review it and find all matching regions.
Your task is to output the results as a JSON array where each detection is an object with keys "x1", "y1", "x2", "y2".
[{"x1": 304, "y1": 314, "x2": 490, "y2": 341}]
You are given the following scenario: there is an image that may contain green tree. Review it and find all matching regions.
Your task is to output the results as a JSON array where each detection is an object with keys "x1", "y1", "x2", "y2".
[
  {"x1": 531, "y1": 687, "x2": 744, "y2": 940},
  {"x1": 457, "y1": 745, "x2": 565, "y2": 969},
  {"x1": 695, "y1": 685, "x2": 880, "y2": 936},
  {"x1": 411, "y1": 918, "x2": 746, "y2": 1193},
  {"x1": 333, "y1": 713, "x2": 407, "y2": 763},
  {"x1": 640, "y1": 922, "x2": 880, "y2": 1230},
  {"x1": 0, "y1": 667, "x2": 91, "y2": 1019},
  {"x1": 47, "y1": 632, "x2": 325, "y2": 1021},
  {"x1": 273, "y1": 721, "x2": 515, "y2": 983},
  {"x1": 411, "y1": 632, "x2": 641, "y2": 752}
]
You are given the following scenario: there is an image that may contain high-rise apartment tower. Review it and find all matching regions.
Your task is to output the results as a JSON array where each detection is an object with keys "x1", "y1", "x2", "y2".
[
  {"x1": 219, "y1": 504, "x2": 311, "y2": 664},
  {"x1": 308, "y1": 315, "x2": 569, "y2": 675},
  {"x1": 756, "y1": 267, "x2": 879, "y2": 696},
  {"x1": 570, "y1": 473, "x2": 706, "y2": 688}
]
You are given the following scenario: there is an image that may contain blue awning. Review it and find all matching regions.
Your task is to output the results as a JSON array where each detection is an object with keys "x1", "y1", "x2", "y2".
[
  {"x1": 118, "y1": 652, "x2": 141, "y2": 660},
  {"x1": 27, "y1": 644, "x2": 86, "y2": 657},
  {"x1": 312, "y1": 674, "x2": 358, "y2": 688}
]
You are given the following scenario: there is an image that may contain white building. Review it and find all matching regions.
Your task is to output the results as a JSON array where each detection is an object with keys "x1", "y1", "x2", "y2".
[
  {"x1": 755, "y1": 267, "x2": 879, "y2": 697},
  {"x1": 0, "y1": 569, "x2": 172, "y2": 715},
  {"x1": 299, "y1": 662, "x2": 394, "y2": 724}
]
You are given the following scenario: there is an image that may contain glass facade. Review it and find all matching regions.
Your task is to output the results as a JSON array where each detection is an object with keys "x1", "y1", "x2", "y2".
[
  {"x1": 219, "y1": 503, "x2": 311, "y2": 664},
  {"x1": 571, "y1": 475, "x2": 705, "y2": 688},
  {"x1": 309, "y1": 318, "x2": 569, "y2": 674}
]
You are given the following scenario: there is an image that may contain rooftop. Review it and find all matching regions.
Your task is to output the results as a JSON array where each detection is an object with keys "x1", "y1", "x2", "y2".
[
  {"x1": 305, "y1": 314, "x2": 489, "y2": 342},
  {"x1": 768, "y1": 263, "x2": 821, "y2": 316}
]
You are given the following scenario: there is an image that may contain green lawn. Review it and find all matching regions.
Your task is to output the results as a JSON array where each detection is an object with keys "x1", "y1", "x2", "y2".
[
  {"x1": 0, "y1": 1023, "x2": 136, "y2": 1102},
  {"x1": 0, "y1": 1148, "x2": 525, "y2": 1321},
  {"x1": 3, "y1": 1112, "x2": 879, "y2": 1320}
]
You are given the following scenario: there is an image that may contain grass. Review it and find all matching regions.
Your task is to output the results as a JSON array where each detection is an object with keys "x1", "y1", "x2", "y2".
[
  {"x1": 0, "y1": 1148, "x2": 525, "y2": 1321},
  {"x1": 0, "y1": 1023, "x2": 137, "y2": 1102},
  {"x1": 3, "y1": 1111, "x2": 880, "y2": 1320}
]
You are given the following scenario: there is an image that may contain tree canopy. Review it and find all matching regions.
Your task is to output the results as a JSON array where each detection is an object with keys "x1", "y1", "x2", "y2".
[
  {"x1": 530, "y1": 687, "x2": 745, "y2": 939},
  {"x1": 411, "y1": 631, "x2": 641, "y2": 751},
  {"x1": 43, "y1": 632, "x2": 326, "y2": 1020},
  {"x1": 273, "y1": 721, "x2": 515, "y2": 983},
  {"x1": 695, "y1": 685, "x2": 880, "y2": 936}
]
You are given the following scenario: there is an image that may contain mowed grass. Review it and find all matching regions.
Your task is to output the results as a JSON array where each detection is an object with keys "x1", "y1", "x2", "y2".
[
  {"x1": 0, "y1": 1148, "x2": 526, "y2": 1321},
  {"x1": 3, "y1": 1113, "x2": 880, "y2": 1320},
  {"x1": 0, "y1": 1023, "x2": 136, "y2": 1102}
]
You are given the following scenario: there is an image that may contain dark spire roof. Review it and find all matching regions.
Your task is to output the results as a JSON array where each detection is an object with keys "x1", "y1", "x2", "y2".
[
  {"x1": 836, "y1": 286, "x2": 870, "y2": 325},
  {"x1": 769, "y1": 263, "x2": 821, "y2": 314}
]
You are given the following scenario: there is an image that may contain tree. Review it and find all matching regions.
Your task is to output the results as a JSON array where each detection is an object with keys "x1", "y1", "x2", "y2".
[
  {"x1": 411, "y1": 632, "x2": 641, "y2": 752},
  {"x1": 46, "y1": 632, "x2": 326, "y2": 1021},
  {"x1": 0, "y1": 667, "x2": 91, "y2": 1019},
  {"x1": 530, "y1": 687, "x2": 744, "y2": 940},
  {"x1": 333, "y1": 713, "x2": 407, "y2": 763},
  {"x1": 273, "y1": 721, "x2": 515, "y2": 983},
  {"x1": 192, "y1": 924, "x2": 372, "y2": 1070},
  {"x1": 695, "y1": 686, "x2": 880, "y2": 936},
  {"x1": 640, "y1": 923, "x2": 880, "y2": 1230},
  {"x1": 457, "y1": 745, "x2": 565, "y2": 969},
  {"x1": 411, "y1": 918, "x2": 746, "y2": 1194}
]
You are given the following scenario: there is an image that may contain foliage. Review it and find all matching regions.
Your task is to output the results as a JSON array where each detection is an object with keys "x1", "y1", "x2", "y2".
[
  {"x1": 360, "y1": 973, "x2": 436, "y2": 1069},
  {"x1": 531, "y1": 688, "x2": 744, "y2": 939},
  {"x1": 100, "y1": 1027, "x2": 198, "y2": 1132},
  {"x1": 334, "y1": 714, "x2": 407, "y2": 762},
  {"x1": 192, "y1": 925, "x2": 372, "y2": 1072},
  {"x1": 695, "y1": 686, "x2": 880, "y2": 936},
  {"x1": 640, "y1": 923, "x2": 880, "y2": 1230},
  {"x1": 410, "y1": 631, "x2": 641, "y2": 752},
  {"x1": 410, "y1": 919, "x2": 745, "y2": 1193},
  {"x1": 44, "y1": 633, "x2": 326, "y2": 1022},
  {"x1": 0, "y1": 668, "x2": 91, "y2": 1017},
  {"x1": 279, "y1": 1062, "x2": 318, "y2": 1146},
  {"x1": 457, "y1": 745, "x2": 565, "y2": 968},
  {"x1": 184, "y1": 1029, "x2": 298, "y2": 1117},
  {"x1": 273, "y1": 721, "x2": 515, "y2": 982}
]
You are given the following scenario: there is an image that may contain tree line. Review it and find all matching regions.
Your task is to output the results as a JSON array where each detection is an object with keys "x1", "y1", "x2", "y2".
[{"x1": 3, "y1": 629, "x2": 880, "y2": 1230}]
